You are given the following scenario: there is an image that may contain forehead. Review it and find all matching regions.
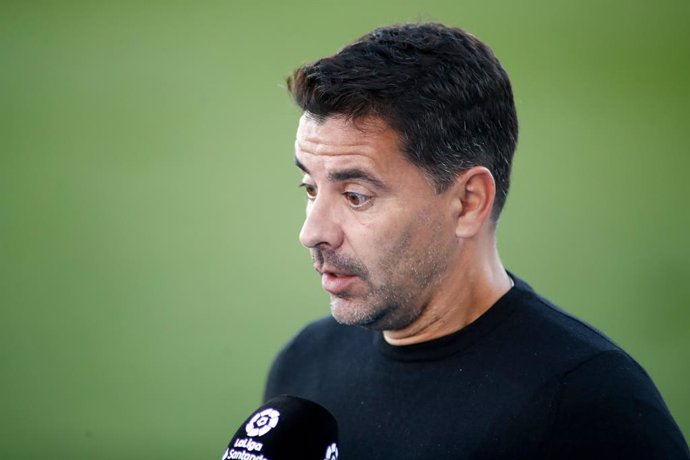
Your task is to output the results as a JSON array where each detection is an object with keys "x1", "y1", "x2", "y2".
[{"x1": 295, "y1": 114, "x2": 406, "y2": 171}]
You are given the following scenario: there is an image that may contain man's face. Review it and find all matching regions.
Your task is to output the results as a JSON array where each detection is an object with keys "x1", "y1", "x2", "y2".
[{"x1": 295, "y1": 114, "x2": 459, "y2": 331}]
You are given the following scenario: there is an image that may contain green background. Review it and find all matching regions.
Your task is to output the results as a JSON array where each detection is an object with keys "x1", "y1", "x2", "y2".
[{"x1": 2, "y1": 1, "x2": 689, "y2": 458}]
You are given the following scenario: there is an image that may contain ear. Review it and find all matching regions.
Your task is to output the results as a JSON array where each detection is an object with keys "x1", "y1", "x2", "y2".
[{"x1": 450, "y1": 166, "x2": 496, "y2": 238}]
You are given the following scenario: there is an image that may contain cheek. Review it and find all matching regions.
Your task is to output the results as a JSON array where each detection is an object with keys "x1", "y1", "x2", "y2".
[
  {"x1": 387, "y1": 211, "x2": 453, "y2": 266},
  {"x1": 364, "y1": 224, "x2": 417, "y2": 278},
  {"x1": 343, "y1": 219, "x2": 400, "y2": 270},
  {"x1": 345, "y1": 206, "x2": 449, "y2": 275}
]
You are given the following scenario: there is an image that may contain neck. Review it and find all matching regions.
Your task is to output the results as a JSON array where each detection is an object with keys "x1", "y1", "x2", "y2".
[{"x1": 383, "y1": 234, "x2": 511, "y2": 346}]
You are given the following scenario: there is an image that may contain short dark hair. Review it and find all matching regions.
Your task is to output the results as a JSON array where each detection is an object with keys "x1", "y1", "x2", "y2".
[{"x1": 287, "y1": 23, "x2": 518, "y2": 220}]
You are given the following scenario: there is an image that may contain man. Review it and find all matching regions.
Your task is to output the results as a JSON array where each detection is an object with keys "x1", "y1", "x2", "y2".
[{"x1": 263, "y1": 23, "x2": 689, "y2": 459}]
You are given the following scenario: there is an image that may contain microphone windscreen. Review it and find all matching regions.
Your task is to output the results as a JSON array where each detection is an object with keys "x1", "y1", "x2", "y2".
[{"x1": 221, "y1": 395, "x2": 339, "y2": 460}]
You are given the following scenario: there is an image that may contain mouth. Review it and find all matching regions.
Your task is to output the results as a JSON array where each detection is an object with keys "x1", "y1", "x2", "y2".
[{"x1": 320, "y1": 271, "x2": 358, "y2": 295}]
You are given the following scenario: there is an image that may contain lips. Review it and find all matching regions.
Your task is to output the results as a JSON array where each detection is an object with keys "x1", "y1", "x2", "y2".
[
  {"x1": 312, "y1": 253, "x2": 364, "y2": 295},
  {"x1": 320, "y1": 271, "x2": 358, "y2": 295}
]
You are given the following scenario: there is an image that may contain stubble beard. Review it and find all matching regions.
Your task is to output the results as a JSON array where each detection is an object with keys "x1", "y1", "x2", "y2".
[{"x1": 312, "y1": 227, "x2": 450, "y2": 332}]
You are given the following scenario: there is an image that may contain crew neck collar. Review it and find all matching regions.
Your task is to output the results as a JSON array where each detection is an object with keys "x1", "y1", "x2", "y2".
[{"x1": 375, "y1": 274, "x2": 533, "y2": 362}]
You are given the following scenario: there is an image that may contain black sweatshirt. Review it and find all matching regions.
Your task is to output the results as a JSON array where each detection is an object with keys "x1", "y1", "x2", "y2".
[{"x1": 264, "y1": 275, "x2": 689, "y2": 459}]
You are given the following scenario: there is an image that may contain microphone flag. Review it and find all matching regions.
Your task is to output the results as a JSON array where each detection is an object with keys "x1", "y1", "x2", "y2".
[{"x1": 221, "y1": 395, "x2": 339, "y2": 460}]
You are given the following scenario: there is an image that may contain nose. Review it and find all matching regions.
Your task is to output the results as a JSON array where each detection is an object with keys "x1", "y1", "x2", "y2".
[{"x1": 299, "y1": 196, "x2": 344, "y2": 249}]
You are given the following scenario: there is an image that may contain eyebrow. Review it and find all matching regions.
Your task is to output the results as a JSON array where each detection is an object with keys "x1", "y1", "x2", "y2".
[
  {"x1": 294, "y1": 157, "x2": 309, "y2": 173},
  {"x1": 294, "y1": 157, "x2": 388, "y2": 191}
]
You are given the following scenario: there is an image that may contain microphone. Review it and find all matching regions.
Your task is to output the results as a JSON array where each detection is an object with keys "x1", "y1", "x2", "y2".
[{"x1": 221, "y1": 395, "x2": 339, "y2": 460}]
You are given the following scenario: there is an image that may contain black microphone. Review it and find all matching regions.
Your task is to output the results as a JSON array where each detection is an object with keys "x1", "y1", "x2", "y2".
[{"x1": 221, "y1": 395, "x2": 339, "y2": 460}]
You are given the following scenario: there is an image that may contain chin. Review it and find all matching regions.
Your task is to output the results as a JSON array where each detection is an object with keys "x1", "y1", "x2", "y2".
[
  {"x1": 330, "y1": 297, "x2": 386, "y2": 329},
  {"x1": 329, "y1": 297, "x2": 413, "y2": 331}
]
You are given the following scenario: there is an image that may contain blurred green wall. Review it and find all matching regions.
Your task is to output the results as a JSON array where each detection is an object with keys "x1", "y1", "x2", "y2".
[{"x1": 1, "y1": 1, "x2": 688, "y2": 458}]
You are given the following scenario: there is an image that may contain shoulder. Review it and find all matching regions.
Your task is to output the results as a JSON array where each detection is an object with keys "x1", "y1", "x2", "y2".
[
  {"x1": 541, "y1": 350, "x2": 690, "y2": 458},
  {"x1": 506, "y1": 277, "x2": 689, "y2": 457},
  {"x1": 268, "y1": 316, "x2": 341, "y2": 367},
  {"x1": 263, "y1": 316, "x2": 373, "y2": 400},
  {"x1": 278, "y1": 315, "x2": 366, "y2": 354},
  {"x1": 505, "y1": 276, "x2": 626, "y2": 367}
]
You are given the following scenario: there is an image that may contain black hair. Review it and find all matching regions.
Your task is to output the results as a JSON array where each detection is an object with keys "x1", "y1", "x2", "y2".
[{"x1": 287, "y1": 23, "x2": 518, "y2": 220}]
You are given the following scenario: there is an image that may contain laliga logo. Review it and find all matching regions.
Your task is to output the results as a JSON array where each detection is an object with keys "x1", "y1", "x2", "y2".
[
  {"x1": 324, "y1": 443, "x2": 338, "y2": 460},
  {"x1": 245, "y1": 408, "x2": 280, "y2": 437}
]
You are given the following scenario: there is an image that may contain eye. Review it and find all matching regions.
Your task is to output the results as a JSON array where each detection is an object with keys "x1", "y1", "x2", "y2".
[
  {"x1": 299, "y1": 183, "x2": 317, "y2": 200},
  {"x1": 344, "y1": 191, "x2": 370, "y2": 208}
]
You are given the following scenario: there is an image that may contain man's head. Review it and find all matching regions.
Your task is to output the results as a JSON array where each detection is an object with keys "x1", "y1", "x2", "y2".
[
  {"x1": 288, "y1": 23, "x2": 518, "y2": 221},
  {"x1": 290, "y1": 23, "x2": 518, "y2": 334}
]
